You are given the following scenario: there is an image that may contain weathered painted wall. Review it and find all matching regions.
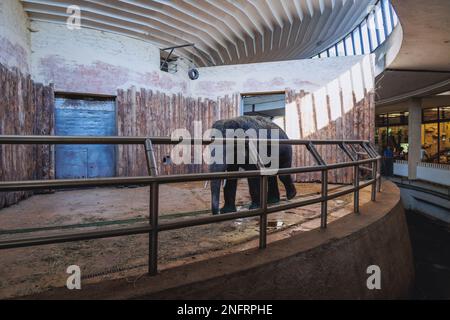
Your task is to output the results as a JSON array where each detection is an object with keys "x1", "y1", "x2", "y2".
[
  {"x1": 25, "y1": 22, "x2": 374, "y2": 182},
  {"x1": 0, "y1": 0, "x2": 31, "y2": 73},
  {"x1": 1, "y1": 14, "x2": 376, "y2": 185},
  {"x1": 193, "y1": 55, "x2": 374, "y2": 98},
  {"x1": 0, "y1": 63, "x2": 54, "y2": 209},
  {"x1": 30, "y1": 21, "x2": 189, "y2": 95},
  {"x1": 192, "y1": 55, "x2": 376, "y2": 183}
]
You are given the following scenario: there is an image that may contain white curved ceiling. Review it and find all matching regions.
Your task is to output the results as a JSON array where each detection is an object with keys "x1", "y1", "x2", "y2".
[{"x1": 21, "y1": 0, "x2": 376, "y2": 66}]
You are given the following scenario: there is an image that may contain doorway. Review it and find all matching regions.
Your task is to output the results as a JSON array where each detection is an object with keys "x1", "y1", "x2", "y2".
[
  {"x1": 241, "y1": 93, "x2": 286, "y2": 130},
  {"x1": 55, "y1": 95, "x2": 116, "y2": 179}
]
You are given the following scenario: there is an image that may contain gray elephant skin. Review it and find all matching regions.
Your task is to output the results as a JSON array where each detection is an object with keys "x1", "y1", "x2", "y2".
[{"x1": 210, "y1": 116, "x2": 297, "y2": 215}]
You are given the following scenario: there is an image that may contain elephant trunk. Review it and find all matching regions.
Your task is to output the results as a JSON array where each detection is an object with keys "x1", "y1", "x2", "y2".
[{"x1": 210, "y1": 163, "x2": 226, "y2": 215}]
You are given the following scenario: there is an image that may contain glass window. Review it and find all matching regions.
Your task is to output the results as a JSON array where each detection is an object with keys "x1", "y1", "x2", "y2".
[
  {"x1": 310, "y1": 0, "x2": 400, "y2": 60},
  {"x1": 376, "y1": 112, "x2": 409, "y2": 160},
  {"x1": 367, "y1": 13, "x2": 378, "y2": 50},
  {"x1": 337, "y1": 41, "x2": 345, "y2": 56},
  {"x1": 382, "y1": 0, "x2": 393, "y2": 35},
  {"x1": 345, "y1": 35, "x2": 354, "y2": 55},
  {"x1": 420, "y1": 107, "x2": 450, "y2": 164},
  {"x1": 440, "y1": 106, "x2": 450, "y2": 121},
  {"x1": 423, "y1": 108, "x2": 439, "y2": 122},
  {"x1": 389, "y1": 126, "x2": 409, "y2": 159},
  {"x1": 310, "y1": 1, "x2": 400, "y2": 60},
  {"x1": 375, "y1": 4, "x2": 386, "y2": 43},
  {"x1": 392, "y1": 7, "x2": 399, "y2": 27},
  {"x1": 352, "y1": 28, "x2": 362, "y2": 55},
  {"x1": 388, "y1": 112, "x2": 409, "y2": 126},
  {"x1": 376, "y1": 114, "x2": 388, "y2": 127},
  {"x1": 360, "y1": 22, "x2": 370, "y2": 54},
  {"x1": 376, "y1": 127, "x2": 388, "y2": 151},
  {"x1": 328, "y1": 46, "x2": 337, "y2": 57},
  {"x1": 422, "y1": 123, "x2": 439, "y2": 162},
  {"x1": 440, "y1": 121, "x2": 450, "y2": 164}
]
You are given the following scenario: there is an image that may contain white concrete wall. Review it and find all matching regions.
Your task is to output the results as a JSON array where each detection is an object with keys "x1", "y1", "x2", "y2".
[
  {"x1": 417, "y1": 164, "x2": 450, "y2": 187},
  {"x1": 30, "y1": 21, "x2": 189, "y2": 95},
  {"x1": 29, "y1": 19, "x2": 375, "y2": 110},
  {"x1": 394, "y1": 161, "x2": 409, "y2": 177},
  {"x1": 193, "y1": 55, "x2": 375, "y2": 99},
  {"x1": 0, "y1": 0, "x2": 31, "y2": 73},
  {"x1": 193, "y1": 55, "x2": 375, "y2": 141},
  {"x1": 399, "y1": 187, "x2": 450, "y2": 223}
]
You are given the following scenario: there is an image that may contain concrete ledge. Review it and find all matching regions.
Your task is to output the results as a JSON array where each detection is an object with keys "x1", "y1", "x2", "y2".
[{"x1": 28, "y1": 181, "x2": 414, "y2": 300}]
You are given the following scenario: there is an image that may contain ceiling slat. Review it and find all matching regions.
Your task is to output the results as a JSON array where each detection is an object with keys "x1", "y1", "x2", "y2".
[{"x1": 21, "y1": 0, "x2": 377, "y2": 66}]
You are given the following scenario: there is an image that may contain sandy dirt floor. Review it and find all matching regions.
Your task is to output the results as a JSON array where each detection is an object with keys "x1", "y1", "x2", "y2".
[{"x1": 0, "y1": 180, "x2": 370, "y2": 299}]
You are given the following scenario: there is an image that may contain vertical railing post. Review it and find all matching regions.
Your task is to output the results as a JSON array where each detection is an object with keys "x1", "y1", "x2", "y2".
[
  {"x1": 259, "y1": 175, "x2": 268, "y2": 249},
  {"x1": 145, "y1": 139, "x2": 159, "y2": 276},
  {"x1": 362, "y1": 142, "x2": 378, "y2": 202},
  {"x1": 368, "y1": 143, "x2": 382, "y2": 193},
  {"x1": 306, "y1": 142, "x2": 328, "y2": 228},
  {"x1": 321, "y1": 169, "x2": 328, "y2": 228},
  {"x1": 377, "y1": 161, "x2": 382, "y2": 193},
  {"x1": 149, "y1": 181, "x2": 159, "y2": 276},
  {"x1": 363, "y1": 142, "x2": 382, "y2": 193},
  {"x1": 371, "y1": 160, "x2": 377, "y2": 202},
  {"x1": 354, "y1": 164, "x2": 360, "y2": 214},
  {"x1": 249, "y1": 139, "x2": 268, "y2": 249},
  {"x1": 340, "y1": 142, "x2": 359, "y2": 214}
]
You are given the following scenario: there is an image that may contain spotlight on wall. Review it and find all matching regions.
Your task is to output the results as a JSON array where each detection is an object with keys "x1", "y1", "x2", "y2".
[{"x1": 188, "y1": 68, "x2": 199, "y2": 80}]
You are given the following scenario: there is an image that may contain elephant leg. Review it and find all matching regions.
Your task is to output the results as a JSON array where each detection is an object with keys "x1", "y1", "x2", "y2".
[
  {"x1": 247, "y1": 177, "x2": 261, "y2": 210},
  {"x1": 221, "y1": 178, "x2": 238, "y2": 214},
  {"x1": 211, "y1": 179, "x2": 222, "y2": 215},
  {"x1": 280, "y1": 174, "x2": 297, "y2": 200},
  {"x1": 267, "y1": 176, "x2": 281, "y2": 204}
]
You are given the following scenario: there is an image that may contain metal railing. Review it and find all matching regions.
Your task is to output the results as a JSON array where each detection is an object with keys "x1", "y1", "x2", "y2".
[{"x1": 0, "y1": 136, "x2": 381, "y2": 276}]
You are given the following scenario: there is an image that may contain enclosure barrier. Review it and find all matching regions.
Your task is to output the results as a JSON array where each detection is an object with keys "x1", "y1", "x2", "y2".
[{"x1": 0, "y1": 136, "x2": 381, "y2": 276}]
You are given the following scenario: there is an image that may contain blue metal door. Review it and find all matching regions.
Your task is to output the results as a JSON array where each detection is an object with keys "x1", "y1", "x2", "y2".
[{"x1": 55, "y1": 97, "x2": 116, "y2": 179}]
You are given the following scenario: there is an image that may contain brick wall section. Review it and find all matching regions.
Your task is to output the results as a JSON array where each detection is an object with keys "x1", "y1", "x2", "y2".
[{"x1": 0, "y1": 64, "x2": 54, "y2": 209}]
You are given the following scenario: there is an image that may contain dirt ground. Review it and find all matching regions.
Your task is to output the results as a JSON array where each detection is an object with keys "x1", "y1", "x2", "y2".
[{"x1": 0, "y1": 180, "x2": 369, "y2": 299}]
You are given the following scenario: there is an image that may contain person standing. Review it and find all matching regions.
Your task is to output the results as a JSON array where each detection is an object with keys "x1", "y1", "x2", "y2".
[{"x1": 383, "y1": 146, "x2": 394, "y2": 176}]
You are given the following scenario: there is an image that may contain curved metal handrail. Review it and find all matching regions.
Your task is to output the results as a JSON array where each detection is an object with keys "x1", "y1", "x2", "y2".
[{"x1": 0, "y1": 135, "x2": 381, "y2": 276}]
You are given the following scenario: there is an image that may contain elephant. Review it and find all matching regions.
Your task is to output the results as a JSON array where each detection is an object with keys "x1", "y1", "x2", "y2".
[{"x1": 209, "y1": 115, "x2": 297, "y2": 215}]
